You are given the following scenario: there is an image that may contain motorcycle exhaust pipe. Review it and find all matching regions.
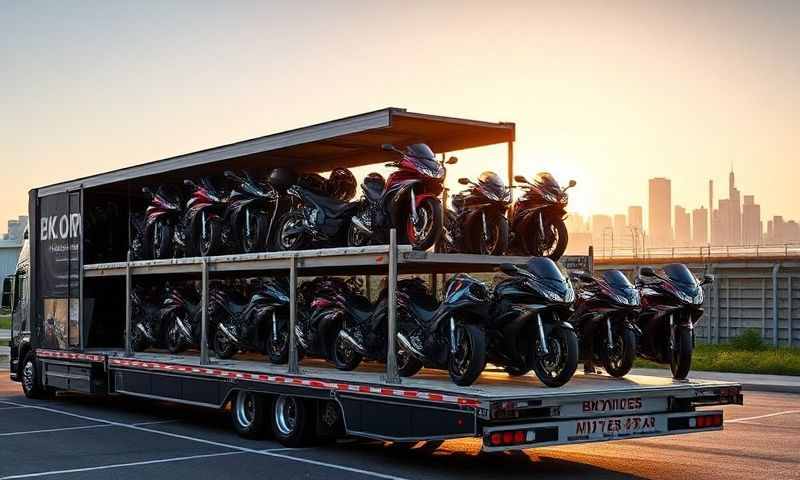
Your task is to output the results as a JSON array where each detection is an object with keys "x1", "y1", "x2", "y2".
[
  {"x1": 396, "y1": 332, "x2": 425, "y2": 362},
  {"x1": 338, "y1": 330, "x2": 367, "y2": 355}
]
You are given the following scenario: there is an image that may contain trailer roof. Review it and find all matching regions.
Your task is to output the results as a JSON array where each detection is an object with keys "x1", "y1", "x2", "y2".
[{"x1": 37, "y1": 108, "x2": 515, "y2": 197}]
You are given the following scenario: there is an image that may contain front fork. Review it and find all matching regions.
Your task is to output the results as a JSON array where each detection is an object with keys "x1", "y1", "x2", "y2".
[
  {"x1": 272, "y1": 310, "x2": 278, "y2": 342},
  {"x1": 410, "y1": 189, "x2": 418, "y2": 224},
  {"x1": 536, "y1": 313, "x2": 549, "y2": 355},
  {"x1": 449, "y1": 316, "x2": 457, "y2": 354},
  {"x1": 481, "y1": 211, "x2": 489, "y2": 244}
]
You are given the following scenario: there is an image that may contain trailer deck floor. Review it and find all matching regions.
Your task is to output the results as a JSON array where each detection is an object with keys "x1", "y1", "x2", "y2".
[{"x1": 95, "y1": 349, "x2": 738, "y2": 401}]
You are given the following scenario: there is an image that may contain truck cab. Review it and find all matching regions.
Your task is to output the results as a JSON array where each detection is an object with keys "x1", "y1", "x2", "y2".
[{"x1": 2, "y1": 228, "x2": 31, "y2": 382}]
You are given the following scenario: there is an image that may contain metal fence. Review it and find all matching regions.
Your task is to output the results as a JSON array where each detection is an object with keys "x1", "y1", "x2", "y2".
[
  {"x1": 593, "y1": 243, "x2": 800, "y2": 260},
  {"x1": 595, "y1": 260, "x2": 800, "y2": 347}
]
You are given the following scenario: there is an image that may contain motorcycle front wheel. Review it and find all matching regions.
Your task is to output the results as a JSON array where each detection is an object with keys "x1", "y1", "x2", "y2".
[
  {"x1": 401, "y1": 197, "x2": 443, "y2": 251},
  {"x1": 165, "y1": 315, "x2": 188, "y2": 355},
  {"x1": 525, "y1": 217, "x2": 568, "y2": 261},
  {"x1": 448, "y1": 323, "x2": 487, "y2": 386},
  {"x1": 467, "y1": 212, "x2": 509, "y2": 256},
  {"x1": 267, "y1": 312, "x2": 291, "y2": 364},
  {"x1": 531, "y1": 327, "x2": 578, "y2": 387},
  {"x1": 145, "y1": 220, "x2": 174, "y2": 260},
  {"x1": 240, "y1": 211, "x2": 269, "y2": 254},
  {"x1": 601, "y1": 327, "x2": 636, "y2": 378},
  {"x1": 274, "y1": 211, "x2": 307, "y2": 251},
  {"x1": 670, "y1": 327, "x2": 693, "y2": 380},
  {"x1": 130, "y1": 327, "x2": 149, "y2": 352},
  {"x1": 346, "y1": 218, "x2": 371, "y2": 247},
  {"x1": 213, "y1": 326, "x2": 238, "y2": 359},
  {"x1": 332, "y1": 332, "x2": 363, "y2": 371}
]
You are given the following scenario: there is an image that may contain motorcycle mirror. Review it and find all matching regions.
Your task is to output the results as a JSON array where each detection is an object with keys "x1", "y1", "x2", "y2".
[
  {"x1": 141, "y1": 186, "x2": 151, "y2": 194},
  {"x1": 497, "y1": 263, "x2": 518, "y2": 275},
  {"x1": 446, "y1": 156, "x2": 458, "y2": 165},
  {"x1": 183, "y1": 179, "x2": 196, "y2": 188},
  {"x1": 381, "y1": 143, "x2": 395, "y2": 152},
  {"x1": 701, "y1": 274, "x2": 715, "y2": 285},
  {"x1": 223, "y1": 170, "x2": 235, "y2": 179},
  {"x1": 457, "y1": 177, "x2": 470, "y2": 185},
  {"x1": 513, "y1": 175, "x2": 528, "y2": 184},
  {"x1": 573, "y1": 272, "x2": 595, "y2": 283},
  {"x1": 568, "y1": 179, "x2": 577, "y2": 188},
  {"x1": 639, "y1": 266, "x2": 657, "y2": 277}
]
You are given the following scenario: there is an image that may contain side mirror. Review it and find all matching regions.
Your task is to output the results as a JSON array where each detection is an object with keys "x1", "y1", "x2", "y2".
[
  {"x1": 573, "y1": 272, "x2": 595, "y2": 283},
  {"x1": 497, "y1": 263, "x2": 518, "y2": 275},
  {"x1": 183, "y1": 179, "x2": 196, "y2": 188},
  {"x1": 381, "y1": 143, "x2": 395, "y2": 152},
  {"x1": 458, "y1": 178, "x2": 470, "y2": 185},
  {"x1": 568, "y1": 179, "x2": 577, "y2": 188},
  {"x1": 224, "y1": 170, "x2": 235, "y2": 179},
  {"x1": 514, "y1": 175, "x2": 528, "y2": 184},
  {"x1": 639, "y1": 266, "x2": 657, "y2": 277},
  {"x1": 446, "y1": 156, "x2": 458, "y2": 165},
  {"x1": 701, "y1": 274, "x2": 715, "y2": 286},
  {"x1": 141, "y1": 187, "x2": 151, "y2": 195}
]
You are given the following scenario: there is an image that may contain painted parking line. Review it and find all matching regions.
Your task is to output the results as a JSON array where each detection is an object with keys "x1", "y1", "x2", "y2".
[
  {"x1": 1, "y1": 451, "x2": 245, "y2": 479},
  {"x1": 0, "y1": 406, "x2": 33, "y2": 411},
  {"x1": 1, "y1": 400, "x2": 411, "y2": 480},
  {"x1": 727, "y1": 410, "x2": 800, "y2": 424},
  {"x1": 0, "y1": 419, "x2": 179, "y2": 437}
]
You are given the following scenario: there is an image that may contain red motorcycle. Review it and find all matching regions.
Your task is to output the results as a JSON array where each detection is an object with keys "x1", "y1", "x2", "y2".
[
  {"x1": 182, "y1": 177, "x2": 229, "y2": 257},
  {"x1": 140, "y1": 185, "x2": 183, "y2": 259},
  {"x1": 348, "y1": 143, "x2": 456, "y2": 250},
  {"x1": 509, "y1": 172, "x2": 576, "y2": 260}
]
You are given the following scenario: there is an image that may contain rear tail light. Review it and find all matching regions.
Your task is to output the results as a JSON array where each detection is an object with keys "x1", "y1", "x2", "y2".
[
  {"x1": 485, "y1": 427, "x2": 558, "y2": 447},
  {"x1": 669, "y1": 413, "x2": 723, "y2": 431}
]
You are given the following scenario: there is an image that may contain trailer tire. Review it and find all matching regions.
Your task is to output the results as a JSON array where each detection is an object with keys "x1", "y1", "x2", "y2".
[
  {"x1": 231, "y1": 391, "x2": 269, "y2": 439},
  {"x1": 271, "y1": 395, "x2": 316, "y2": 447},
  {"x1": 21, "y1": 352, "x2": 46, "y2": 399}
]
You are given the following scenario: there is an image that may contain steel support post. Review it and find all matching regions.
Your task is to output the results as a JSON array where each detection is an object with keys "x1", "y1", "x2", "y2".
[
  {"x1": 79, "y1": 184, "x2": 85, "y2": 350},
  {"x1": 772, "y1": 263, "x2": 781, "y2": 347},
  {"x1": 124, "y1": 250, "x2": 132, "y2": 357},
  {"x1": 507, "y1": 141, "x2": 514, "y2": 188},
  {"x1": 200, "y1": 258, "x2": 210, "y2": 365},
  {"x1": 288, "y1": 255, "x2": 300, "y2": 374},
  {"x1": 384, "y1": 228, "x2": 401, "y2": 384}
]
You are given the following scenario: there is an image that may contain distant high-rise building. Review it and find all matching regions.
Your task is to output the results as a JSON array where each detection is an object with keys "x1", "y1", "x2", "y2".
[
  {"x1": 692, "y1": 207, "x2": 708, "y2": 245},
  {"x1": 2, "y1": 216, "x2": 28, "y2": 242},
  {"x1": 613, "y1": 214, "x2": 627, "y2": 234},
  {"x1": 628, "y1": 206, "x2": 643, "y2": 233},
  {"x1": 648, "y1": 178, "x2": 672, "y2": 246},
  {"x1": 772, "y1": 216, "x2": 786, "y2": 242},
  {"x1": 728, "y1": 170, "x2": 742, "y2": 245},
  {"x1": 742, "y1": 195, "x2": 762, "y2": 245},
  {"x1": 674, "y1": 206, "x2": 691, "y2": 245}
]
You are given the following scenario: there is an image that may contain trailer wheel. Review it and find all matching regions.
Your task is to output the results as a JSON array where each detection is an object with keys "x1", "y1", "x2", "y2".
[
  {"x1": 231, "y1": 391, "x2": 269, "y2": 439},
  {"x1": 21, "y1": 352, "x2": 45, "y2": 399},
  {"x1": 271, "y1": 395, "x2": 316, "y2": 447}
]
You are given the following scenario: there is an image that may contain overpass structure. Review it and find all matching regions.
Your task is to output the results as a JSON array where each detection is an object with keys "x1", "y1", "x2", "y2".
[{"x1": 595, "y1": 255, "x2": 800, "y2": 347}]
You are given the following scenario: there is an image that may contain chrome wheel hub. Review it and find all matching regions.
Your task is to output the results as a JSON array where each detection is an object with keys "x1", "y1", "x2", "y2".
[
  {"x1": 235, "y1": 391, "x2": 257, "y2": 428},
  {"x1": 274, "y1": 396, "x2": 298, "y2": 435}
]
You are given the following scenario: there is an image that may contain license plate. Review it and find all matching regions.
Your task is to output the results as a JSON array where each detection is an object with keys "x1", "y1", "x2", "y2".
[{"x1": 568, "y1": 414, "x2": 662, "y2": 441}]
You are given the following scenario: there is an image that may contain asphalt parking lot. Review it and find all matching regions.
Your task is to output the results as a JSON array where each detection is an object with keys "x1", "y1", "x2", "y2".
[{"x1": 0, "y1": 377, "x2": 799, "y2": 480}]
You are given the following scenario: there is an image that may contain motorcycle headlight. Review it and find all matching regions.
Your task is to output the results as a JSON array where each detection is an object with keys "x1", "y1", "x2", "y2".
[
  {"x1": 542, "y1": 192, "x2": 559, "y2": 203},
  {"x1": 676, "y1": 290, "x2": 694, "y2": 304},
  {"x1": 612, "y1": 293, "x2": 629, "y2": 305},
  {"x1": 418, "y1": 163, "x2": 444, "y2": 179},
  {"x1": 693, "y1": 289, "x2": 704, "y2": 305}
]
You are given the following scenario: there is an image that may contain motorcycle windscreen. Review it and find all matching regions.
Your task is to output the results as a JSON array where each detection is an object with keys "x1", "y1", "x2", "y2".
[{"x1": 662, "y1": 264, "x2": 698, "y2": 287}]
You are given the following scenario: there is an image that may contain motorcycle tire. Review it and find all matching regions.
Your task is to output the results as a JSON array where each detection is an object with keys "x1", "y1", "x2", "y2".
[
  {"x1": 130, "y1": 328, "x2": 149, "y2": 352},
  {"x1": 274, "y1": 211, "x2": 307, "y2": 251},
  {"x1": 466, "y1": 212, "x2": 509, "y2": 255},
  {"x1": 240, "y1": 212, "x2": 269, "y2": 254},
  {"x1": 396, "y1": 349, "x2": 424, "y2": 377},
  {"x1": 214, "y1": 326, "x2": 238, "y2": 359},
  {"x1": 144, "y1": 220, "x2": 174, "y2": 260},
  {"x1": 448, "y1": 323, "x2": 487, "y2": 386},
  {"x1": 165, "y1": 314, "x2": 188, "y2": 355},
  {"x1": 601, "y1": 327, "x2": 636, "y2": 378},
  {"x1": 400, "y1": 197, "x2": 443, "y2": 251},
  {"x1": 670, "y1": 327, "x2": 693, "y2": 380},
  {"x1": 196, "y1": 216, "x2": 223, "y2": 257},
  {"x1": 332, "y1": 332, "x2": 362, "y2": 371},
  {"x1": 523, "y1": 217, "x2": 568, "y2": 261},
  {"x1": 436, "y1": 210, "x2": 458, "y2": 253},
  {"x1": 531, "y1": 327, "x2": 579, "y2": 388},
  {"x1": 346, "y1": 219, "x2": 371, "y2": 248},
  {"x1": 267, "y1": 312, "x2": 291, "y2": 364}
]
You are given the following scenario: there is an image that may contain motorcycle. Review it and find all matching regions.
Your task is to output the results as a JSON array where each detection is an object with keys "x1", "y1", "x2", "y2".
[
  {"x1": 161, "y1": 283, "x2": 202, "y2": 354},
  {"x1": 224, "y1": 170, "x2": 280, "y2": 254},
  {"x1": 209, "y1": 279, "x2": 291, "y2": 360},
  {"x1": 488, "y1": 258, "x2": 578, "y2": 387},
  {"x1": 570, "y1": 270, "x2": 640, "y2": 377},
  {"x1": 395, "y1": 275, "x2": 489, "y2": 386},
  {"x1": 274, "y1": 169, "x2": 359, "y2": 251},
  {"x1": 129, "y1": 285, "x2": 165, "y2": 352},
  {"x1": 441, "y1": 171, "x2": 511, "y2": 255},
  {"x1": 636, "y1": 264, "x2": 713, "y2": 379},
  {"x1": 348, "y1": 144, "x2": 456, "y2": 251},
  {"x1": 182, "y1": 177, "x2": 230, "y2": 257},
  {"x1": 509, "y1": 172, "x2": 576, "y2": 260},
  {"x1": 140, "y1": 185, "x2": 183, "y2": 259}
]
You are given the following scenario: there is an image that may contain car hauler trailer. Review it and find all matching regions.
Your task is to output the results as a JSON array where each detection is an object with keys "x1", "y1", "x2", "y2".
[{"x1": 6, "y1": 108, "x2": 742, "y2": 450}]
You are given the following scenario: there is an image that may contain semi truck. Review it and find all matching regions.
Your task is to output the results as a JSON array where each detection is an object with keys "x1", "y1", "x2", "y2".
[{"x1": 4, "y1": 108, "x2": 742, "y2": 450}]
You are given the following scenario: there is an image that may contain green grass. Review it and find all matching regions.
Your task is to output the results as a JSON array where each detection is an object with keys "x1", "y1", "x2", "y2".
[
  {"x1": 635, "y1": 343, "x2": 800, "y2": 376},
  {"x1": 0, "y1": 314, "x2": 9, "y2": 330}
]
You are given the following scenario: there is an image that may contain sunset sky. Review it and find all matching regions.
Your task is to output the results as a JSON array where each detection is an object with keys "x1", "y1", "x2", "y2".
[{"x1": 2, "y1": 1, "x2": 798, "y2": 234}]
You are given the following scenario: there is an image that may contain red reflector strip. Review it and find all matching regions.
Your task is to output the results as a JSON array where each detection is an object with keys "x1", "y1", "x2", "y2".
[{"x1": 37, "y1": 349, "x2": 105, "y2": 363}]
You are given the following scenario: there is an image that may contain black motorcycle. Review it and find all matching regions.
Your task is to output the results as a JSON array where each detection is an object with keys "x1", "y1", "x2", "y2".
[
  {"x1": 441, "y1": 171, "x2": 512, "y2": 255},
  {"x1": 129, "y1": 285, "x2": 164, "y2": 352},
  {"x1": 488, "y1": 258, "x2": 578, "y2": 387},
  {"x1": 636, "y1": 264, "x2": 713, "y2": 379},
  {"x1": 395, "y1": 275, "x2": 489, "y2": 386},
  {"x1": 209, "y1": 279, "x2": 291, "y2": 360},
  {"x1": 570, "y1": 270, "x2": 640, "y2": 377},
  {"x1": 224, "y1": 170, "x2": 280, "y2": 254},
  {"x1": 274, "y1": 170, "x2": 359, "y2": 251},
  {"x1": 509, "y1": 173, "x2": 576, "y2": 260},
  {"x1": 161, "y1": 284, "x2": 202, "y2": 354}
]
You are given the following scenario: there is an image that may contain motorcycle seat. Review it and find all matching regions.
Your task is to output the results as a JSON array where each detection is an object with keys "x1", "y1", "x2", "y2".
[{"x1": 301, "y1": 188, "x2": 359, "y2": 218}]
